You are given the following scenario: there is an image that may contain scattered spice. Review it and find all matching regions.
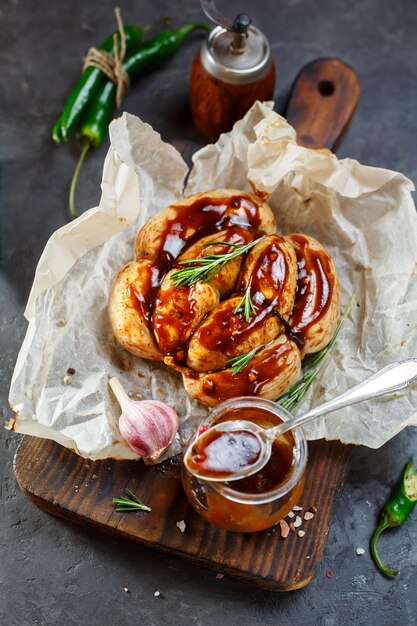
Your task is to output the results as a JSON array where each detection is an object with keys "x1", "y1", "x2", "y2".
[
  {"x1": 326, "y1": 569, "x2": 332, "y2": 579},
  {"x1": 63, "y1": 375, "x2": 73, "y2": 385},
  {"x1": 293, "y1": 516, "x2": 302, "y2": 528},
  {"x1": 56, "y1": 318, "x2": 66, "y2": 327},
  {"x1": 279, "y1": 519, "x2": 290, "y2": 538},
  {"x1": 92, "y1": 474, "x2": 98, "y2": 481},
  {"x1": 176, "y1": 520, "x2": 186, "y2": 533},
  {"x1": 67, "y1": 367, "x2": 76, "y2": 375},
  {"x1": 279, "y1": 506, "x2": 317, "y2": 539},
  {"x1": 129, "y1": 391, "x2": 144, "y2": 400}
]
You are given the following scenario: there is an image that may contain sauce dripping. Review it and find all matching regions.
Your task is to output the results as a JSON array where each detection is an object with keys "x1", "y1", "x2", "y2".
[
  {"x1": 195, "y1": 237, "x2": 292, "y2": 355},
  {"x1": 153, "y1": 194, "x2": 263, "y2": 281},
  {"x1": 194, "y1": 299, "x2": 276, "y2": 354},
  {"x1": 129, "y1": 263, "x2": 160, "y2": 325},
  {"x1": 152, "y1": 284, "x2": 201, "y2": 362},
  {"x1": 133, "y1": 195, "x2": 265, "y2": 348},
  {"x1": 289, "y1": 234, "x2": 333, "y2": 336},
  {"x1": 190, "y1": 335, "x2": 299, "y2": 401},
  {"x1": 246, "y1": 238, "x2": 290, "y2": 304},
  {"x1": 151, "y1": 226, "x2": 257, "y2": 361}
]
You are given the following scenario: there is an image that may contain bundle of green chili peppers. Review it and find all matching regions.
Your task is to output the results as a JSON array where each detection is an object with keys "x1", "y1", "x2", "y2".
[{"x1": 53, "y1": 17, "x2": 210, "y2": 218}]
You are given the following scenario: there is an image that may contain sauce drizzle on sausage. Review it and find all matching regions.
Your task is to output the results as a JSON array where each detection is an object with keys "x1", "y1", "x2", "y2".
[
  {"x1": 288, "y1": 234, "x2": 333, "y2": 339},
  {"x1": 193, "y1": 236, "x2": 293, "y2": 356},
  {"x1": 134, "y1": 194, "x2": 266, "y2": 347},
  {"x1": 152, "y1": 195, "x2": 263, "y2": 281}
]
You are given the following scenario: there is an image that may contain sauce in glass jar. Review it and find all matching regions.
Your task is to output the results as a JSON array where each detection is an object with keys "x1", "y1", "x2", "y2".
[
  {"x1": 187, "y1": 425, "x2": 263, "y2": 480},
  {"x1": 182, "y1": 398, "x2": 307, "y2": 532}
]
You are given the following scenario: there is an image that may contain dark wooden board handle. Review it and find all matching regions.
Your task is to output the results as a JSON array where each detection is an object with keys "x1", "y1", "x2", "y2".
[{"x1": 285, "y1": 58, "x2": 360, "y2": 150}]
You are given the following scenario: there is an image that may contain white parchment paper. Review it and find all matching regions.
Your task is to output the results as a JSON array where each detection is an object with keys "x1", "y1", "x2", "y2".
[{"x1": 9, "y1": 101, "x2": 417, "y2": 459}]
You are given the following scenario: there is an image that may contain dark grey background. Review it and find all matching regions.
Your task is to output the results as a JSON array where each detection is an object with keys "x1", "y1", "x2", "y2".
[{"x1": 1, "y1": 1, "x2": 416, "y2": 624}]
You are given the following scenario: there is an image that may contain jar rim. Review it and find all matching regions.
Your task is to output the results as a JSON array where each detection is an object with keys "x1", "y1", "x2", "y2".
[{"x1": 197, "y1": 396, "x2": 307, "y2": 505}]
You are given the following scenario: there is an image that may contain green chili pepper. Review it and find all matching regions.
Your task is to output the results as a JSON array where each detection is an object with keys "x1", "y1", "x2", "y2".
[
  {"x1": 121, "y1": 22, "x2": 210, "y2": 82},
  {"x1": 52, "y1": 25, "x2": 141, "y2": 144},
  {"x1": 371, "y1": 458, "x2": 417, "y2": 577},
  {"x1": 69, "y1": 23, "x2": 210, "y2": 218},
  {"x1": 52, "y1": 17, "x2": 170, "y2": 144}
]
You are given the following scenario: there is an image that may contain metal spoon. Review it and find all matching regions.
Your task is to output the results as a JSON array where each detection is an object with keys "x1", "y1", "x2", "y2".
[{"x1": 184, "y1": 359, "x2": 417, "y2": 482}]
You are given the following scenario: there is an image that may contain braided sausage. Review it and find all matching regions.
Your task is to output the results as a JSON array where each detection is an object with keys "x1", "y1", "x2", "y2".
[{"x1": 109, "y1": 190, "x2": 341, "y2": 406}]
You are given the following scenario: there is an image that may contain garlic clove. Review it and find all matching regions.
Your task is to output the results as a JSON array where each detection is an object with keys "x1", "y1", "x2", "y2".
[{"x1": 109, "y1": 377, "x2": 179, "y2": 464}]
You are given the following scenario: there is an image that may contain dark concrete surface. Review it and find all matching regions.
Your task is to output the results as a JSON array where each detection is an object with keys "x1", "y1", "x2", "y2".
[{"x1": 1, "y1": 1, "x2": 417, "y2": 624}]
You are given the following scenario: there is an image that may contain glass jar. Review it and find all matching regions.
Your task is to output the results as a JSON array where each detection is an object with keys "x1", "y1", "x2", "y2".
[
  {"x1": 189, "y1": 24, "x2": 275, "y2": 140},
  {"x1": 182, "y1": 397, "x2": 307, "y2": 532}
]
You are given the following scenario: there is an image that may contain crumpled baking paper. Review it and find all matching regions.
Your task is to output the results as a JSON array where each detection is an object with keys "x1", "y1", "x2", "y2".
[{"x1": 9, "y1": 101, "x2": 417, "y2": 459}]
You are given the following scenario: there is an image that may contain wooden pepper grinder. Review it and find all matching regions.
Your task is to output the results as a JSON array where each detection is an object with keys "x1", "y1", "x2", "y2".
[{"x1": 189, "y1": 0, "x2": 275, "y2": 140}]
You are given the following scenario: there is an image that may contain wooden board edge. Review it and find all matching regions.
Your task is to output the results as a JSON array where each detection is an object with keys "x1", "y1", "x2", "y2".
[{"x1": 14, "y1": 477, "x2": 313, "y2": 592}]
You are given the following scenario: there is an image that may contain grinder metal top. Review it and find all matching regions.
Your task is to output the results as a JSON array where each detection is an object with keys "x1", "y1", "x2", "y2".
[{"x1": 200, "y1": 0, "x2": 272, "y2": 84}]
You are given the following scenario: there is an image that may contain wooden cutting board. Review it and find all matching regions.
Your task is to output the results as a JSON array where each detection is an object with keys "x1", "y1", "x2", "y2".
[
  {"x1": 13, "y1": 59, "x2": 359, "y2": 591},
  {"x1": 14, "y1": 436, "x2": 351, "y2": 591}
]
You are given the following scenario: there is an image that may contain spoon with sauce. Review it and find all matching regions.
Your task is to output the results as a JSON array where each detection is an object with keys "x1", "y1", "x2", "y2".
[{"x1": 184, "y1": 359, "x2": 417, "y2": 481}]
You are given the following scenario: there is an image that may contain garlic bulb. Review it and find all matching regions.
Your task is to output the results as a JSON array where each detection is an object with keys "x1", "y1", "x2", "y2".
[{"x1": 109, "y1": 377, "x2": 179, "y2": 464}]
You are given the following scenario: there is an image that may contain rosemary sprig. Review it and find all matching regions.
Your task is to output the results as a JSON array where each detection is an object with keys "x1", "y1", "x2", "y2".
[
  {"x1": 233, "y1": 286, "x2": 256, "y2": 322},
  {"x1": 112, "y1": 487, "x2": 151, "y2": 513},
  {"x1": 278, "y1": 294, "x2": 355, "y2": 410},
  {"x1": 227, "y1": 347, "x2": 259, "y2": 375},
  {"x1": 170, "y1": 237, "x2": 264, "y2": 287},
  {"x1": 202, "y1": 240, "x2": 242, "y2": 248}
]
